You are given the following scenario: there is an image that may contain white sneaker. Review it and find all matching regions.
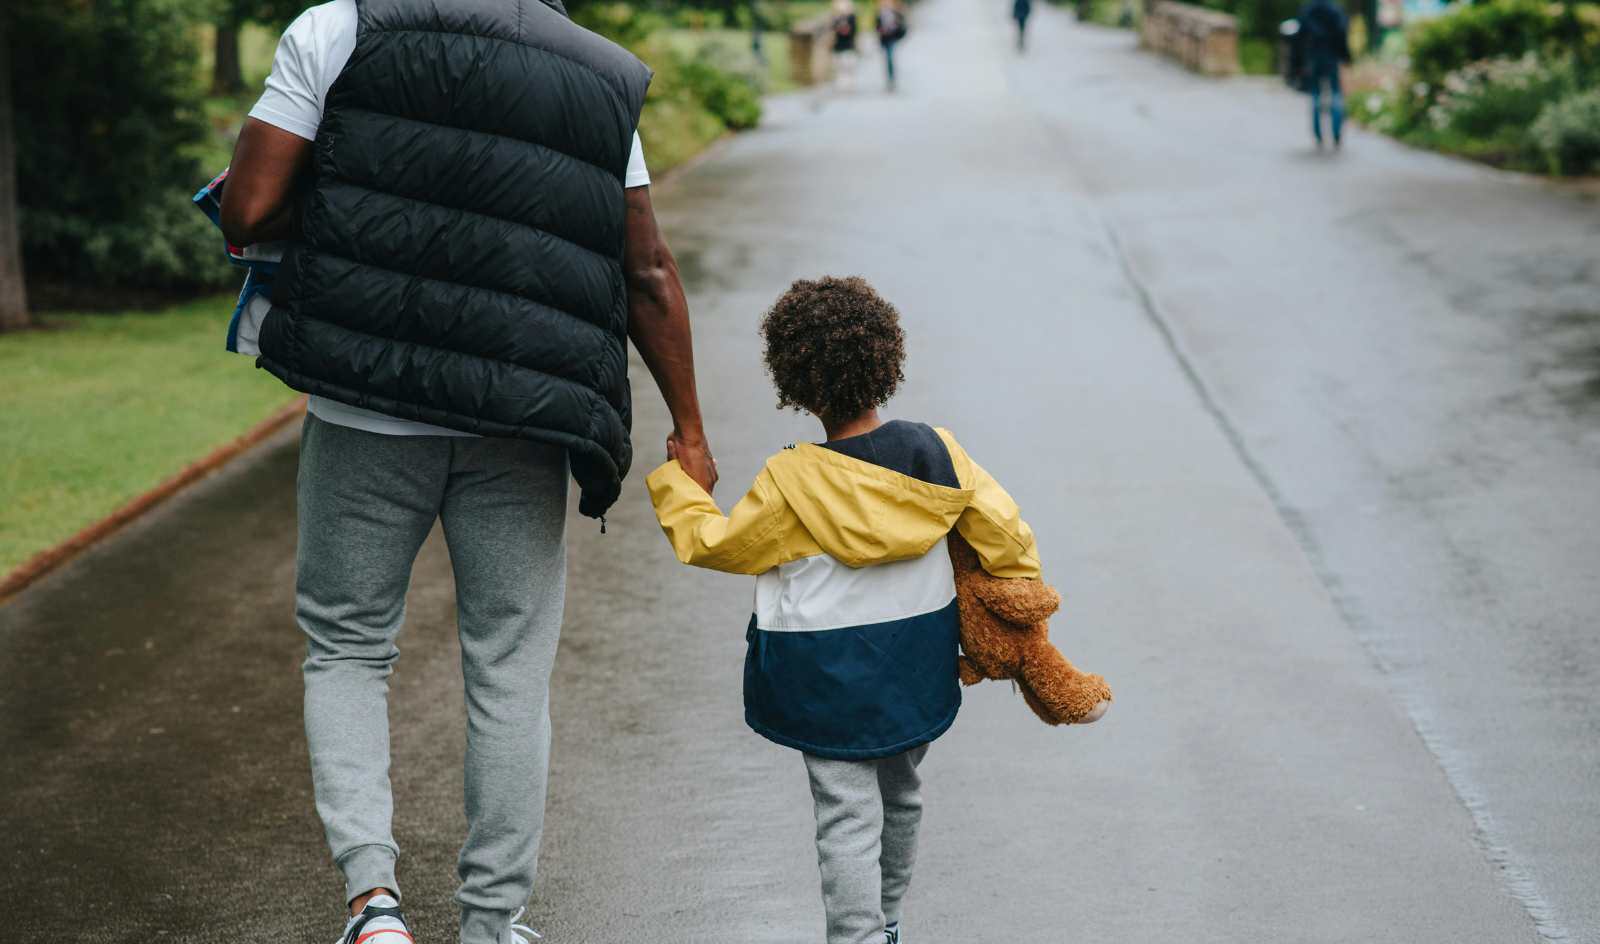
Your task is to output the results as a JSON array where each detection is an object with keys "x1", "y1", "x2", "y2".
[
  {"x1": 505, "y1": 906, "x2": 542, "y2": 944},
  {"x1": 885, "y1": 922, "x2": 902, "y2": 944},
  {"x1": 337, "y1": 894, "x2": 413, "y2": 944}
]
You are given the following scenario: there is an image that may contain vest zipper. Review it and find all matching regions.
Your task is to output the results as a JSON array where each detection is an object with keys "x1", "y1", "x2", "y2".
[{"x1": 600, "y1": 516, "x2": 607, "y2": 534}]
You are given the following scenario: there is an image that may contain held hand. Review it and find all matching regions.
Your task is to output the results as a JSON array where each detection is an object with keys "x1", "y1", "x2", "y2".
[{"x1": 667, "y1": 432, "x2": 718, "y2": 495}]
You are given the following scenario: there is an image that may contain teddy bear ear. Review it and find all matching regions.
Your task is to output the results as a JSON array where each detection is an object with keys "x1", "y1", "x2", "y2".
[{"x1": 972, "y1": 578, "x2": 1061, "y2": 626}]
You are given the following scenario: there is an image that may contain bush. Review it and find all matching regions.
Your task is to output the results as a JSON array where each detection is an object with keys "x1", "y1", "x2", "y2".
[
  {"x1": 678, "y1": 56, "x2": 763, "y2": 129},
  {"x1": 585, "y1": 6, "x2": 764, "y2": 136},
  {"x1": 572, "y1": 2, "x2": 669, "y2": 46},
  {"x1": 670, "y1": 6, "x2": 729, "y2": 30},
  {"x1": 11, "y1": 0, "x2": 231, "y2": 295},
  {"x1": 1431, "y1": 53, "x2": 1576, "y2": 137},
  {"x1": 1408, "y1": 0, "x2": 1599, "y2": 86},
  {"x1": 1532, "y1": 87, "x2": 1600, "y2": 173},
  {"x1": 1200, "y1": 0, "x2": 1300, "y2": 40},
  {"x1": 1238, "y1": 36, "x2": 1277, "y2": 73},
  {"x1": 1360, "y1": 53, "x2": 1579, "y2": 168},
  {"x1": 21, "y1": 191, "x2": 230, "y2": 293}
]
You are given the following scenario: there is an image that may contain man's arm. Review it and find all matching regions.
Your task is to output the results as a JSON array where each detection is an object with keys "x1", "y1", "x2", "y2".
[
  {"x1": 624, "y1": 185, "x2": 718, "y2": 495},
  {"x1": 219, "y1": 117, "x2": 312, "y2": 246}
]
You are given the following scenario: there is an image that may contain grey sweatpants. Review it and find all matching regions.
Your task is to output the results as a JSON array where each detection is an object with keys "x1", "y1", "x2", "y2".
[
  {"x1": 296, "y1": 414, "x2": 568, "y2": 944},
  {"x1": 804, "y1": 744, "x2": 930, "y2": 944}
]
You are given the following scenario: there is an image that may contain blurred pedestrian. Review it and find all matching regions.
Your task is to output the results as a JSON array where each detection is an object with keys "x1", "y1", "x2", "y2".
[
  {"x1": 876, "y1": 0, "x2": 908, "y2": 90},
  {"x1": 832, "y1": 0, "x2": 861, "y2": 88},
  {"x1": 832, "y1": 0, "x2": 860, "y2": 54},
  {"x1": 751, "y1": 0, "x2": 768, "y2": 65},
  {"x1": 1296, "y1": 0, "x2": 1351, "y2": 147},
  {"x1": 216, "y1": 1, "x2": 717, "y2": 943},
  {"x1": 1013, "y1": 0, "x2": 1033, "y2": 51}
]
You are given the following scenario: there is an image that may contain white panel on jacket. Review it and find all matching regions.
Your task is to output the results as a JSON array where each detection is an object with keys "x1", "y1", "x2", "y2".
[{"x1": 752, "y1": 536, "x2": 956, "y2": 633}]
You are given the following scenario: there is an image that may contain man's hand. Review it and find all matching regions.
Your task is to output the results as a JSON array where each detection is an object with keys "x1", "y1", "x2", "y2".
[
  {"x1": 667, "y1": 432, "x2": 718, "y2": 495},
  {"x1": 625, "y1": 184, "x2": 717, "y2": 494}
]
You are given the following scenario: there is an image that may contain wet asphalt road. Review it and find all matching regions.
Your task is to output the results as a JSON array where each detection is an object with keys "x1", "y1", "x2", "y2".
[{"x1": 4, "y1": 1, "x2": 1598, "y2": 941}]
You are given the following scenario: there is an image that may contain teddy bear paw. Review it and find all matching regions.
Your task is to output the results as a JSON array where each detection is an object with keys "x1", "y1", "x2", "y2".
[{"x1": 1077, "y1": 699, "x2": 1111, "y2": 724}]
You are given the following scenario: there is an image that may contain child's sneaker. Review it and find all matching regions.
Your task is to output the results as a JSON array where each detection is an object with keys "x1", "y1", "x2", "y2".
[
  {"x1": 884, "y1": 922, "x2": 902, "y2": 944},
  {"x1": 336, "y1": 894, "x2": 413, "y2": 944}
]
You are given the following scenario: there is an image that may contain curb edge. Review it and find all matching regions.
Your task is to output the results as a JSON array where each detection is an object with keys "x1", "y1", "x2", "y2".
[{"x1": 0, "y1": 395, "x2": 309, "y2": 604}]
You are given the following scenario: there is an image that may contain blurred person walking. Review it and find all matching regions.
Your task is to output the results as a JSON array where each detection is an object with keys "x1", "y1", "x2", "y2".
[
  {"x1": 1296, "y1": 0, "x2": 1351, "y2": 147},
  {"x1": 215, "y1": 1, "x2": 717, "y2": 943},
  {"x1": 1013, "y1": 0, "x2": 1032, "y2": 51},
  {"x1": 832, "y1": 0, "x2": 862, "y2": 88},
  {"x1": 876, "y1": 0, "x2": 909, "y2": 90}
]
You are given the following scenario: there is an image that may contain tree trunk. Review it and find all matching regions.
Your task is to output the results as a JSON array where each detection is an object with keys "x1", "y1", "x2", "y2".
[
  {"x1": 0, "y1": 13, "x2": 31, "y2": 334},
  {"x1": 212, "y1": 19, "x2": 245, "y2": 95}
]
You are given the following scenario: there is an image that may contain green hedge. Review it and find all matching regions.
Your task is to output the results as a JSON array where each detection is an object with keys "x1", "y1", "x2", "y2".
[
  {"x1": 1532, "y1": 86, "x2": 1600, "y2": 173},
  {"x1": 1350, "y1": 0, "x2": 1600, "y2": 176},
  {"x1": 12, "y1": 0, "x2": 233, "y2": 296},
  {"x1": 1200, "y1": 0, "x2": 1301, "y2": 39},
  {"x1": 574, "y1": 1, "x2": 765, "y2": 169},
  {"x1": 1408, "y1": 0, "x2": 1599, "y2": 86}
]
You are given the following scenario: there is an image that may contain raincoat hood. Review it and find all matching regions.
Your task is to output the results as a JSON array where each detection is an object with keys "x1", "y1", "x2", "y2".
[{"x1": 763, "y1": 443, "x2": 973, "y2": 568}]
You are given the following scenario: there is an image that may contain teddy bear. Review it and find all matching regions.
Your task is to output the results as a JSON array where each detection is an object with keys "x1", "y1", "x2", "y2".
[{"x1": 948, "y1": 533, "x2": 1112, "y2": 725}]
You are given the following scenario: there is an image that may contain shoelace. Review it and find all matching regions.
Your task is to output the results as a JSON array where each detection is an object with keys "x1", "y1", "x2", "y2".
[
  {"x1": 508, "y1": 907, "x2": 543, "y2": 943},
  {"x1": 334, "y1": 906, "x2": 410, "y2": 944}
]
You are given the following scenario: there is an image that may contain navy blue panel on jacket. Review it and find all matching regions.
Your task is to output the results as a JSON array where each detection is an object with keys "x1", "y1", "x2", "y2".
[
  {"x1": 819, "y1": 419, "x2": 959, "y2": 487},
  {"x1": 745, "y1": 603, "x2": 961, "y2": 759},
  {"x1": 257, "y1": 0, "x2": 651, "y2": 518},
  {"x1": 744, "y1": 420, "x2": 964, "y2": 760}
]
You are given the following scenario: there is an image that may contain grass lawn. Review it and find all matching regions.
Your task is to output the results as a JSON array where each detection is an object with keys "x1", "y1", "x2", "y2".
[{"x1": 0, "y1": 299, "x2": 300, "y2": 577}]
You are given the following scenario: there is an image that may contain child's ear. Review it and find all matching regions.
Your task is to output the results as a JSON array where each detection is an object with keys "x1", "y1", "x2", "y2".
[{"x1": 972, "y1": 578, "x2": 1061, "y2": 626}]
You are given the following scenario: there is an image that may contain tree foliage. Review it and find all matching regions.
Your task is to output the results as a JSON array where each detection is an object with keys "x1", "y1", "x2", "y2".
[
  {"x1": 1199, "y1": 0, "x2": 1302, "y2": 40},
  {"x1": 11, "y1": 0, "x2": 230, "y2": 293},
  {"x1": 211, "y1": 0, "x2": 312, "y2": 93},
  {"x1": 216, "y1": 0, "x2": 314, "y2": 31}
]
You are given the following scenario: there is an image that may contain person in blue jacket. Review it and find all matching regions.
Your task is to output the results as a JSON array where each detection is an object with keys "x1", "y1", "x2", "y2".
[
  {"x1": 1014, "y1": 0, "x2": 1033, "y2": 50},
  {"x1": 1297, "y1": 0, "x2": 1352, "y2": 147}
]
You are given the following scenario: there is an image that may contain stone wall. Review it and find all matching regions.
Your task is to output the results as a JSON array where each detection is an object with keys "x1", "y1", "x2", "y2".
[
  {"x1": 789, "y1": 16, "x2": 836, "y2": 86},
  {"x1": 1140, "y1": 2, "x2": 1240, "y2": 76}
]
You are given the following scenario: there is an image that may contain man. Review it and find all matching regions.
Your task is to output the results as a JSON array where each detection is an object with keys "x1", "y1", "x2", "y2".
[
  {"x1": 219, "y1": 1, "x2": 717, "y2": 942},
  {"x1": 1297, "y1": 0, "x2": 1352, "y2": 148}
]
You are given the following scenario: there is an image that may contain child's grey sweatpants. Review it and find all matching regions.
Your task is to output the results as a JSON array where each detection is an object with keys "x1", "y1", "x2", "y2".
[
  {"x1": 804, "y1": 744, "x2": 930, "y2": 944},
  {"x1": 295, "y1": 414, "x2": 568, "y2": 944}
]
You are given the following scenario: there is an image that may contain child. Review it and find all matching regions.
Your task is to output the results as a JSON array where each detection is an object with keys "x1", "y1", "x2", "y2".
[{"x1": 646, "y1": 276, "x2": 1041, "y2": 944}]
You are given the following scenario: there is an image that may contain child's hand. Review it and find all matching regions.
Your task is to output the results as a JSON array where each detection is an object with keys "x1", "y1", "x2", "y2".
[{"x1": 666, "y1": 432, "x2": 718, "y2": 494}]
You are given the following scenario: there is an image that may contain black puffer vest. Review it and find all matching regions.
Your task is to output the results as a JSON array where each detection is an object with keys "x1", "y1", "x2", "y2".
[{"x1": 258, "y1": 0, "x2": 652, "y2": 518}]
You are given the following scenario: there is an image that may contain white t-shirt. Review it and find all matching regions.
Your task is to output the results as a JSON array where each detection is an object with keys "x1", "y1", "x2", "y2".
[{"x1": 248, "y1": 0, "x2": 651, "y2": 437}]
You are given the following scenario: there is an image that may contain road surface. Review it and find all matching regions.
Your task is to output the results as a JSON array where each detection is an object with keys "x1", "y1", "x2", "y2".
[{"x1": 4, "y1": 1, "x2": 1596, "y2": 941}]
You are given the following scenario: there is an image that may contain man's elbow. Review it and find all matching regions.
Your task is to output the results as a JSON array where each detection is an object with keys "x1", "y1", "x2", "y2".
[
  {"x1": 625, "y1": 258, "x2": 678, "y2": 306},
  {"x1": 219, "y1": 206, "x2": 262, "y2": 247},
  {"x1": 219, "y1": 194, "x2": 280, "y2": 247}
]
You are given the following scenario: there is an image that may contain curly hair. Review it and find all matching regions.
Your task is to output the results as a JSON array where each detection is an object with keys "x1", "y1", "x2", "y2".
[{"x1": 760, "y1": 276, "x2": 907, "y2": 421}]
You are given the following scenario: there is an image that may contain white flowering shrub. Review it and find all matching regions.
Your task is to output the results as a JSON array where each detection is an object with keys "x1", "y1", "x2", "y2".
[{"x1": 1532, "y1": 88, "x2": 1600, "y2": 175}]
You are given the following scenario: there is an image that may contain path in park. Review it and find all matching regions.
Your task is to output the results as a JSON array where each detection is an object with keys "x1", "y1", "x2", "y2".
[{"x1": 4, "y1": 2, "x2": 1598, "y2": 942}]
